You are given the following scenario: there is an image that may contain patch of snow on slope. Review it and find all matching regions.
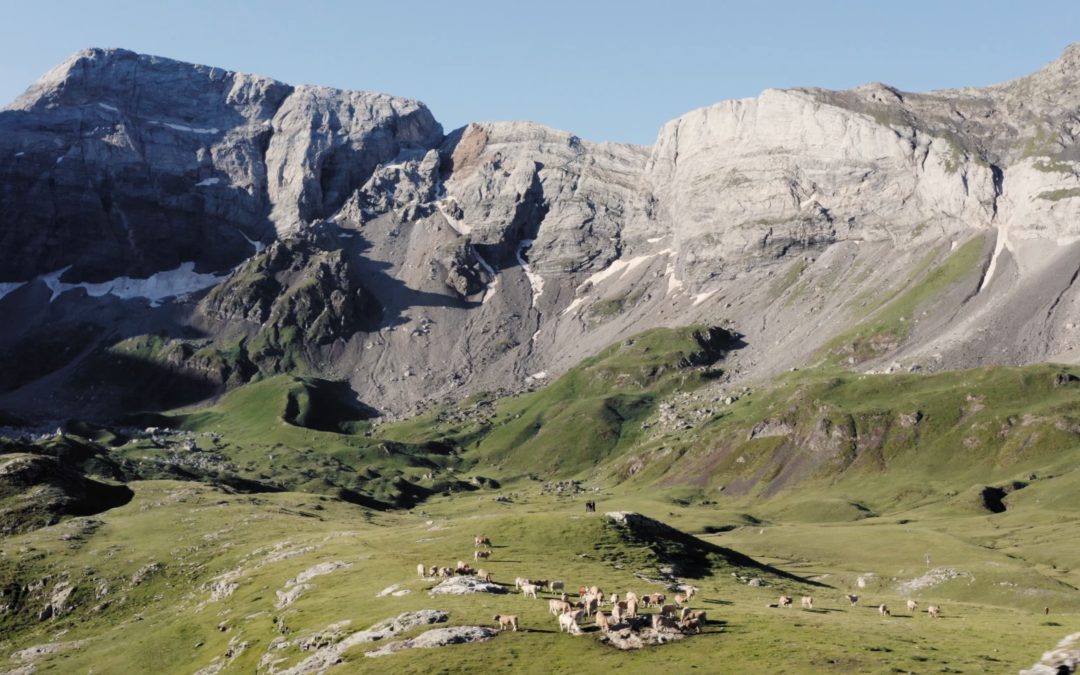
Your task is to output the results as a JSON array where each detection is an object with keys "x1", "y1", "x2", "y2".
[
  {"x1": 692, "y1": 290, "x2": 717, "y2": 306},
  {"x1": 561, "y1": 296, "x2": 586, "y2": 316},
  {"x1": 195, "y1": 177, "x2": 221, "y2": 187},
  {"x1": 0, "y1": 282, "x2": 25, "y2": 302},
  {"x1": 473, "y1": 250, "x2": 499, "y2": 304},
  {"x1": 97, "y1": 103, "x2": 118, "y2": 112},
  {"x1": 579, "y1": 249, "x2": 673, "y2": 290},
  {"x1": 666, "y1": 262, "x2": 684, "y2": 294},
  {"x1": 241, "y1": 231, "x2": 265, "y2": 254},
  {"x1": 517, "y1": 240, "x2": 544, "y2": 308},
  {"x1": 435, "y1": 193, "x2": 471, "y2": 235},
  {"x1": 40, "y1": 263, "x2": 228, "y2": 307},
  {"x1": 980, "y1": 230, "x2": 1011, "y2": 293},
  {"x1": 148, "y1": 120, "x2": 220, "y2": 135}
]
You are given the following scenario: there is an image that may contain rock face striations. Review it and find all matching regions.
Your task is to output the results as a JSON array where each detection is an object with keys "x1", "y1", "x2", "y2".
[{"x1": 5, "y1": 45, "x2": 1080, "y2": 419}]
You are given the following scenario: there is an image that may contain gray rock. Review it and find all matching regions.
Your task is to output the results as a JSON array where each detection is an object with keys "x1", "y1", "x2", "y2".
[
  {"x1": 1021, "y1": 632, "x2": 1080, "y2": 675},
  {"x1": 274, "y1": 610, "x2": 447, "y2": 674},
  {"x1": 429, "y1": 577, "x2": 507, "y2": 595},
  {"x1": 363, "y1": 625, "x2": 497, "y2": 657},
  {"x1": 9, "y1": 640, "x2": 87, "y2": 663}
]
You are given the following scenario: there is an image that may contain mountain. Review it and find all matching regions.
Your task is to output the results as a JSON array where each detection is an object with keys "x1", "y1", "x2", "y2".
[
  {"x1": 3, "y1": 46, "x2": 1080, "y2": 674},
  {"x1": 4, "y1": 45, "x2": 1080, "y2": 422}
]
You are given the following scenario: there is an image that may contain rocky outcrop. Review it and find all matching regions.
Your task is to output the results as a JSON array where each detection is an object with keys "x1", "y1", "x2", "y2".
[
  {"x1": 362, "y1": 626, "x2": 497, "y2": 657},
  {"x1": 267, "y1": 610, "x2": 448, "y2": 674},
  {"x1": 198, "y1": 231, "x2": 379, "y2": 371},
  {"x1": 0, "y1": 453, "x2": 133, "y2": 535},
  {"x1": 429, "y1": 576, "x2": 507, "y2": 595},
  {"x1": 0, "y1": 47, "x2": 441, "y2": 284},
  {"x1": 1021, "y1": 632, "x2": 1080, "y2": 674}
]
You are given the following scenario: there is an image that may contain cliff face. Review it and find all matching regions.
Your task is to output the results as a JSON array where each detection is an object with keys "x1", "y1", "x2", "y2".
[
  {"x1": 4, "y1": 45, "x2": 1080, "y2": 419},
  {"x1": 0, "y1": 48, "x2": 441, "y2": 282}
]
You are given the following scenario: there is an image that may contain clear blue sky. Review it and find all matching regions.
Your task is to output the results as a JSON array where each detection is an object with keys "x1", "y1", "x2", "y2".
[{"x1": 2, "y1": 0, "x2": 1078, "y2": 144}]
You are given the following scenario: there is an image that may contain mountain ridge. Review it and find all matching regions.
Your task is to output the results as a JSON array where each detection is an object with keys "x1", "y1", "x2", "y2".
[{"x1": 3, "y1": 44, "x2": 1080, "y2": 420}]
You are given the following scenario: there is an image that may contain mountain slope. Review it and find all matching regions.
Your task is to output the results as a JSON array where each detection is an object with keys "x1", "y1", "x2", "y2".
[{"x1": 3, "y1": 45, "x2": 1080, "y2": 423}]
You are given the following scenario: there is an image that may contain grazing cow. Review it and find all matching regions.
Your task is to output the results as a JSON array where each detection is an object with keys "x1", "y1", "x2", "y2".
[
  {"x1": 845, "y1": 594, "x2": 859, "y2": 606},
  {"x1": 642, "y1": 593, "x2": 665, "y2": 608},
  {"x1": 879, "y1": 604, "x2": 891, "y2": 616},
  {"x1": 801, "y1": 596, "x2": 814, "y2": 610},
  {"x1": 582, "y1": 594, "x2": 599, "y2": 617},
  {"x1": 474, "y1": 549, "x2": 492, "y2": 561},
  {"x1": 660, "y1": 604, "x2": 678, "y2": 617},
  {"x1": 476, "y1": 569, "x2": 492, "y2": 583},
  {"x1": 578, "y1": 585, "x2": 589, "y2": 597},
  {"x1": 549, "y1": 581, "x2": 565, "y2": 593},
  {"x1": 417, "y1": 563, "x2": 426, "y2": 578},
  {"x1": 684, "y1": 586, "x2": 698, "y2": 602},
  {"x1": 626, "y1": 597, "x2": 639, "y2": 618},
  {"x1": 595, "y1": 610, "x2": 610, "y2": 633},
  {"x1": 438, "y1": 567, "x2": 453, "y2": 578},
  {"x1": 778, "y1": 595, "x2": 793, "y2": 608},
  {"x1": 521, "y1": 583, "x2": 539, "y2": 599},
  {"x1": 475, "y1": 535, "x2": 491, "y2": 547},
  {"x1": 611, "y1": 602, "x2": 623, "y2": 624},
  {"x1": 927, "y1": 605, "x2": 941, "y2": 619},
  {"x1": 674, "y1": 593, "x2": 688, "y2": 607},
  {"x1": 906, "y1": 600, "x2": 918, "y2": 613},
  {"x1": 585, "y1": 500, "x2": 596, "y2": 513},
  {"x1": 493, "y1": 614, "x2": 518, "y2": 631},
  {"x1": 427, "y1": 565, "x2": 439, "y2": 577},
  {"x1": 549, "y1": 599, "x2": 573, "y2": 615},
  {"x1": 559, "y1": 611, "x2": 583, "y2": 635}
]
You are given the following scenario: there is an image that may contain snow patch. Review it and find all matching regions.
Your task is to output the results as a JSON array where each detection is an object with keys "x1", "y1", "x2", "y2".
[
  {"x1": 579, "y1": 249, "x2": 672, "y2": 290},
  {"x1": 0, "y1": 281, "x2": 25, "y2": 302},
  {"x1": 527, "y1": 371, "x2": 548, "y2": 381},
  {"x1": 195, "y1": 177, "x2": 220, "y2": 187},
  {"x1": 516, "y1": 239, "x2": 544, "y2": 308},
  {"x1": 646, "y1": 236, "x2": 666, "y2": 243},
  {"x1": 666, "y1": 262, "x2": 684, "y2": 294},
  {"x1": 38, "y1": 262, "x2": 228, "y2": 307},
  {"x1": 561, "y1": 296, "x2": 586, "y2": 316},
  {"x1": 14, "y1": 152, "x2": 24, "y2": 157},
  {"x1": 97, "y1": 102, "x2": 119, "y2": 112},
  {"x1": 149, "y1": 120, "x2": 220, "y2": 135},
  {"x1": 473, "y1": 251, "x2": 499, "y2": 304},
  {"x1": 56, "y1": 156, "x2": 64, "y2": 164},
  {"x1": 980, "y1": 229, "x2": 1011, "y2": 293},
  {"x1": 241, "y1": 232, "x2": 266, "y2": 254},
  {"x1": 691, "y1": 290, "x2": 717, "y2": 306}
]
